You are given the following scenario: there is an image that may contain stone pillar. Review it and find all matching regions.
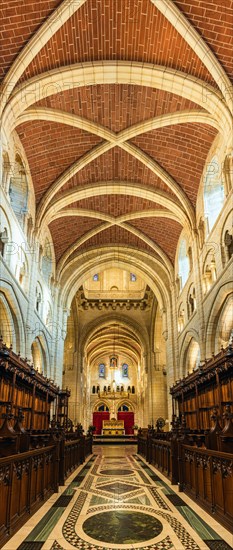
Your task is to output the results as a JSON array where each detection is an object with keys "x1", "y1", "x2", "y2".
[
  {"x1": 143, "y1": 352, "x2": 149, "y2": 427},
  {"x1": 52, "y1": 300, "x2": 68, "y2": 387},
  {"x1": 71, "y1": 350, "x2": 82, "y2": 425},
  {"x1": 81, "y1": 354, "x2": 88, "y2": 430},
  {"x1": 25, "y1": 239, "x2": 40, "y2": 358},
  {"x1": 164, "y1": 299, "x2": 176, "y2": 422},
  {"x1": 192, "y1": 230, "x2": 205, "y2": 360}
]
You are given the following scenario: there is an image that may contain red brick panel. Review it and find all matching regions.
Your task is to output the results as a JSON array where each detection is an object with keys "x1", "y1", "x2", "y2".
[
  {"x1": 131, "y1": 123, "x2": 218, "y2": 205},
  {"x1": 20, "y1": 0, "x2": 215, "y2": 86},
  {"x1": 0, "y1": 0, "x2": 61, "y2": 80},
  {"x1": 174, "y1": 0, "x2": 233, "y2": 82},
  {"x1": 129, "y1": 218, "x2": 182, "y2": 263},
  {"x1": 65, "y1": 195, "x2": 166, "y2": 216},
  {"x1": 49, "y1": 216, "x2": 102, "y2": 262},
  {"x1": 35, "y1": 85, "x2": 204, "y2": 133},
  {"x1": 16, "y1": 121, "x2": 102, "y2": 203},
  {"x1": 61, "y1": 146, "x2": 175, "y2": 197},
  {"x1": 75, "y1": 225, "x2": 157, "y2": 256}
]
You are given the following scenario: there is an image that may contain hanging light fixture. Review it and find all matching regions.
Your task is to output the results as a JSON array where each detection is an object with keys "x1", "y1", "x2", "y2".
[{"x1": 110, "y1": 324, "x2": 118, "y2": 369}]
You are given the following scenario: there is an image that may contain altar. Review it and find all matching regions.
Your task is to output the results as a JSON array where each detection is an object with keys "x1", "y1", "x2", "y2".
[{"x1": 102, "y1": 419, "x2": 125, "y2": 435}]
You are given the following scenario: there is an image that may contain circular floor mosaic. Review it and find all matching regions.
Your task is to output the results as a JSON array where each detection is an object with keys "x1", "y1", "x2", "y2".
[
  {"x1": 100, "y1": 469, "x2": 132, "y2": 475},
  {"x1": 82, "y1": 510, "x2": 163, "y2": 544}
]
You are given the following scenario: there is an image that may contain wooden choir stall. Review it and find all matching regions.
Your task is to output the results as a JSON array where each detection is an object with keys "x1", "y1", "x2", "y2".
[
  {"x1": 137, "y1": 345, "x2": 233, "y2": 533},
  {"x1": 0, "y1": 340, "x2": 92, "y2": 547}
]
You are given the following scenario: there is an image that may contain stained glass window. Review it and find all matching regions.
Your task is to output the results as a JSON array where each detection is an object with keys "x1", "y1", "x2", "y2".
[
  {"x1": 122, "y1": 363, "x2": 128, "y2": 377},
  {"x1": 204, "y1": 155, "x2": 224, "y2": 233},
  {"x1": 178, "y1": 239, "x2": 189, "y2": 289},
  {"x1": 110, "y1": 356, "x2": 117, "y2": 368},
  {"x1": 99, "y1": 363, "x2": 105, "y2": 377}
]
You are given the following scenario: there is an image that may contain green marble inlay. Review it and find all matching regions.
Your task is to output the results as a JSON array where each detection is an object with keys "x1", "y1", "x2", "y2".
[
  {"x1": 104, "y1": 461, "x2": 125, "y2": 465},
  {"x1": 99, "y1": 482, "x2": 139, "y2": 494},
  {"x1": 138, "y1": 470, "x2": 151, "y2": 484},
  {"x1": 63, "y1": 484, "x2": 76, "y2": 495},
  {"x1": 97, "y1": 477, "x2": 115, "y2": 484},
  {"x1": 161, "y1": 485, "x2": 176, "y2": 494},
  {"x1": 82, "y1": 510, "x2": 163, "y2": 544},
  {"x1": 178, "y1": 507, "x2": 222, "y2": 541},
  {"x1": 26, "y1": 508, "x2": 65, "y2": 542},
  {"x1": 137, "y1": 458, "x2": 225, "y2": 543},
  {"x1": 100, "y1": 469, "x2": 133, "y2": 475},
  {"x1": 127, "y1": 494, "x2": 151, "y2": 505},
  {"x1": 24, "y1": 456, "x2": 96, "y2": 543},
  {"x1": 90, "y1": 495, "x2": 112, "y2": 506}
]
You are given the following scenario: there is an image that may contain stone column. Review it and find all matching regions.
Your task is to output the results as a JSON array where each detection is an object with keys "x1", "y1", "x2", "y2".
[
  {"x1": 71, "y1": 350, "x2": 82, "y2": 425},
  {"x1": 52, "y1": 300, "x2": 68, "y2": 387},
  {"x1": 143, "y1": 352, "x2": 149, "y2": 427},
  {"x1": 164, "y1": 300, "x2": 176, "y2": 422},
  {"x1": 24, "y1": 239, "x2": 40, "y2": 358},
  {"x1": 192, "y1": 230, "x2": 205, "y2": 360}
]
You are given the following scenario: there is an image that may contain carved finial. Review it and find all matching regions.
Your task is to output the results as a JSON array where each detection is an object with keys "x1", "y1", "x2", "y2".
[
  {"x1": 226, "y1": 341, "x2": 233, "y2": 357},
  {"x1": 210, "y1": 407, "x2": 218, "y2": 422},
  {"x1": 181, "y1": 415, "x2": 186, "y2": 427},
  {"x1": 223, "y1": 404, "x2": 232, "y2": 419}
]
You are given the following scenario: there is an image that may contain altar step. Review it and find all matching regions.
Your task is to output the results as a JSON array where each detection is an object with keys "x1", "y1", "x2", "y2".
[{"x1": 93, "y1": 434, "x2": 137, "y2": 445}]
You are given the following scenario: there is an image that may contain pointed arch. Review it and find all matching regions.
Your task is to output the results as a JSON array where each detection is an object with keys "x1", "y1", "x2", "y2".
[{"x1": 153, "y1": 0, "x2": 233, "y2": 112}]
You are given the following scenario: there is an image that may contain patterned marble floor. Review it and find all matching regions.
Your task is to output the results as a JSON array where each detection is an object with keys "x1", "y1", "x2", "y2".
[{"x1": 3, "y1": 446, "x2": 232, "y2": 550}]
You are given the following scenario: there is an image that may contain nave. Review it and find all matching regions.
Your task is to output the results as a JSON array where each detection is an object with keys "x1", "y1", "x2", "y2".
[
  {"x1": 3, "y1": 445, "x2": 232, "y2": 550},
  {"x1": 1, "y1": 0, "x2": 233, "y2": 548}
]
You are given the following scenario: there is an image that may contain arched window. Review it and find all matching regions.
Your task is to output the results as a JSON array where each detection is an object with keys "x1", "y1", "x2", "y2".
[
  {"x1": 41, "y1": 238, "x2": 52, "y2": 284},
  {"x1": 187, "y1": 284, "x2": 196, "y2": 318},
  {"x1": 45, "y1": 302, "x2": 52, "y2": 328},
  {"x1": 224, "y1": 230, "x2": 233, "y2": 263},
  {"x1": 178, "y1": 238, "x2": 190, "y2": 290},
  {"x1": 97, "y1": 404, "x2": 109, "y2": 412},
  {"x1": 0, "y1": 228, "x2": 9, "y2": 258},
  {"x1": 118, "y1": 404, "x2": 131, "y2": 411},
  {"x1": 0, "y1": 294, "x2": 15, "y2": 348},
  {"x1": 202, "y1": 254, "x2": 217, "y2": 295},
  {"x1": 2, "y1": 152, "x2": 11, "y2": 191},
  {"x1": 122, "y1": 363, "x2": 128, "y2": 377},
  {"x1": 35, "y1": 283, "x2": 43, "y2": 316},
  {"x1": 9, "y1": 154, "x2": 28, "y2": 226},
  {"x1": 31, "y1": 337, "x2": 47, "y2": 375},
  {"x1": 15, "y1": 247, "x2": 28, "y2": 293},
  {"x1": 204, "y1": 155, "x2": 224, "y2": 233},
  {"x1": 217, "y1": 295, "x2": 233, "y2": 351},
  {"x1": 110, "y1": 356, "x2": 117, "y2": 368},
  {"x1": 178, "y1": 304, "x2": 185, "y2": 333},
  {"x1": 27, "y1": 216, "x2": 34, "y2": 246},
  {"x1": 99, "y1": 363, "x2": 105, "y2": 377},
  {"x1": 185, "y1": 339, "x2": 200, "y2": 375},
  {"x1": 221, "y1": 211, "x2": 233, "y2": 266},
  {"x1": 0, "y1": 207, "x2": 11, "y2": 263}
]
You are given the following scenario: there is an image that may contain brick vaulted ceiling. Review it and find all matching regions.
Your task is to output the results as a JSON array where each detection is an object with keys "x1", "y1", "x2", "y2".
[
  {"x1": 34, "y1": 86, "x2": 202, "y2": 133},
  {"x1": 1, "y1": 0, "x2": 232, "y2": 273},
  {"x1": 19, "y1": 0, "x2": 216, "y2": 85}
]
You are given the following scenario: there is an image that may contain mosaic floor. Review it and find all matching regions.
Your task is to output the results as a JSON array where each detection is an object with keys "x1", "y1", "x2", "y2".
[{"x1": 3, "y1": 446, "x2": 232, "y2": 550}]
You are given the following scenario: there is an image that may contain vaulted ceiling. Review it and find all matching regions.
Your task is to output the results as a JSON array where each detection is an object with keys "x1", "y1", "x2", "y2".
[{"x1": 1, "y1": 0, "x2": 232, "y2": 284}]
